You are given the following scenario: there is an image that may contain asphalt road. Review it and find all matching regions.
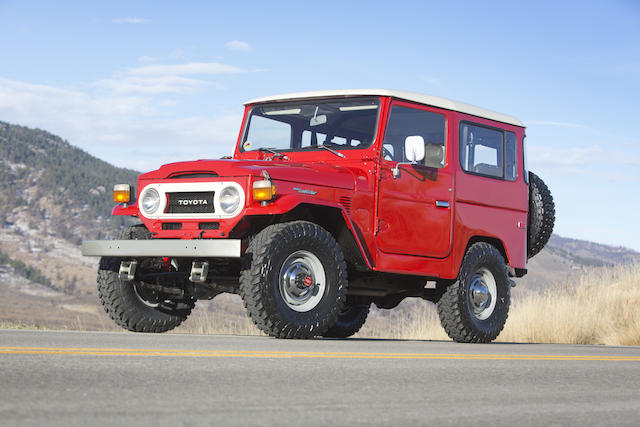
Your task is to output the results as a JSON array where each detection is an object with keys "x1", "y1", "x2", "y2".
[{"x1": 1, "y1": 330, "x2": 640, "y2": 426}]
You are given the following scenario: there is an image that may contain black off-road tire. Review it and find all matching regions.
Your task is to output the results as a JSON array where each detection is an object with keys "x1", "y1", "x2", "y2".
[
  {"x1": 527, "y1": 171, "x2": 555, "y2": 259},
  {"x1": 322, "y1": 301, "x2": 370, "y2": 338},
  {"x1": 97, "y1": 225, "x2": 195, "y2": 333},
  {"x1": 437, "y1": 242, "x2": 510, "y2": 343},
  {"x1": 239, "y1": 221, "x2": 348, "y2": 339}
]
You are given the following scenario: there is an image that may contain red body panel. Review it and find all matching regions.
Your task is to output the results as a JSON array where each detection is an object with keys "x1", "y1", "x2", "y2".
[{"x1": 121, "y1": 95, "x2": 528, "y2": 279}]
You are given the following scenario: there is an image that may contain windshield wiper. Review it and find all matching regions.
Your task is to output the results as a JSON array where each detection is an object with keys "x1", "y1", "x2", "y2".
[
  {"x1": 300, "y1": 144, "x2": 345, "y2": 158},
  {"x1": 258, "y1": 147, "x2": 289, "y2": 160}
]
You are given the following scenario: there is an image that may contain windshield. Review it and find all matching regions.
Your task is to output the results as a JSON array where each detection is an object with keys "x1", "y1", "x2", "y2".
[{"x1": 240, "y1": 97, "x2": 380, "y2": 153}]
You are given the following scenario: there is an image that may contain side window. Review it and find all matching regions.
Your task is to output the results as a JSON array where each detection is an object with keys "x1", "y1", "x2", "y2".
[
  {"x1": 459, "y1": 123, "x2": 503, "y2": 178},
  {"x1": 505, "y1": 131, "x2": 517, "y2": 181},
  {"x1": 382, "y1": 105, "x2": 446, "y2": 168}
]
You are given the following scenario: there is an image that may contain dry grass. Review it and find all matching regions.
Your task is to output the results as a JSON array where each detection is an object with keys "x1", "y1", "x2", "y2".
[
  {"x1": 497, "y1": 263, "x2": 640, "y2": 345},
  {"x1": 2, "y1": 264, "x2": 638, "y2": 346},
  {"x1": 361, "y1": 263, "x2": 640, "y2": 346},
  {"x1": 0, "y1": 321, "x2": 48, "y2": 330},
  {"x1": 175, "y1": 310, "x2": 262, "y2": 336}
]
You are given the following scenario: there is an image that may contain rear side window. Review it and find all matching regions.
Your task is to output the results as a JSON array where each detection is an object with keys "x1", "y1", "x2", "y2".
[
  {"x1": 459, "y1": 123, "x2": 503, "y2": 178},
  {"x1": 505, "y1": 131, "x2": 517, "y2": 181},
  {"x1": 459, "y1": 123, "x2": 519, "y2": 181}
]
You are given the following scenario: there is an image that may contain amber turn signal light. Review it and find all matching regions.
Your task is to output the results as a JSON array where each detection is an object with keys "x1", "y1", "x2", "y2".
[
  {"x1": 252, "y1": 180, "x2": 276, "y2": 202},
  {"x1": 113, "y1": 184, "x2": 131, "y2": 203}
]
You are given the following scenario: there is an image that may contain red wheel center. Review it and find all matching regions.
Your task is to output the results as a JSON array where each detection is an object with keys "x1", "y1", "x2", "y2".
[{"x1": 303, "y1": 276, "x2": 313, "y2": 287}]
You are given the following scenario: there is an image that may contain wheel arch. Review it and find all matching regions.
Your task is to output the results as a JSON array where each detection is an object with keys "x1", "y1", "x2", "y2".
[
  {"x1": 463, "y1": 235, "x2": 510, "y2": 266},
  {"x1": 236, "y1": 203, "x2": 373, "y2": 271}
]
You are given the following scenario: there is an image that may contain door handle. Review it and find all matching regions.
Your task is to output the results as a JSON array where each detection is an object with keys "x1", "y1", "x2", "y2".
[{"x1": 435, "y1": 200, "x2": 450, "y2": 208}]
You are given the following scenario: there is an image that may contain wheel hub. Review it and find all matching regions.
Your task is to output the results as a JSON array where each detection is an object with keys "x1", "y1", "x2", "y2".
[
  {"x1": 469, "y1": 278, "x2": 491, "y2": 312},
  {"x1": 467, "y1": 267, "x2": 498, "y2": 320},
  {"x1": 279, "y1": 250, "x2": 326, "y2": 312},
  {"x1": 282, "y1": 265, "x2": 314, "y2": 300}
]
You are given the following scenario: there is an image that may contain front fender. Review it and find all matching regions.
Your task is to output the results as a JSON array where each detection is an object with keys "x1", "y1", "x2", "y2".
[{"x1": 244, "y1": 195, "x2": 374, "y2": 270}]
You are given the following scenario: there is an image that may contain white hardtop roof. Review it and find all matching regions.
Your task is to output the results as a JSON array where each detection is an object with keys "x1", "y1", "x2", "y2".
[{"x1": 246, "y1": 89, "x2": 523, "y2": 127}]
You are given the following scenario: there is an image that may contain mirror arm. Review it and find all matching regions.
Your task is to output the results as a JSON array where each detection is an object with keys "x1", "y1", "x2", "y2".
[{"x1": 392, "y1": 160, "x2": 418, "y2": 179}]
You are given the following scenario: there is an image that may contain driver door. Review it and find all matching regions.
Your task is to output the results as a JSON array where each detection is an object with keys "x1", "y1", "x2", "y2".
[{"x1": 376, "y1": 102, "x2": 454, "y2": 258}]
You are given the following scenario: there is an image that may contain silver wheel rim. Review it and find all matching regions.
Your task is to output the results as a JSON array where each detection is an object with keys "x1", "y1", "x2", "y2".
[
  {"x1": 278, "y1": 250, "x2": 326, "y2": 312},
  {"x1": 468, "y1": 267, "x2": 497, "y2": 320}
]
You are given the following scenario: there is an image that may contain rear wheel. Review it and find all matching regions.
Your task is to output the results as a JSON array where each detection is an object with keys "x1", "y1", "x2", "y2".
[
  {"x1": 322, "y1": 299, "x2": 370, "y2": 338},
  {"x1": 97, "y1": 225, "x2": 194, "y2": 333},
  {"x1": 437, "y1": 242, "x2": 510, "y2": 343},
  {"x1": 239, "y1": 221, "x2": 348, "y2": 339}
]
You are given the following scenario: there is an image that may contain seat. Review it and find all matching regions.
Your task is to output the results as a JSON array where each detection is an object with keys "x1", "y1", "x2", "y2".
[
  {"x1": 474, "y1": 163, "x2": 500, "y2": 177},
  {"x1": 424, "y1": 142, "x2": 444, "y2": 168}
]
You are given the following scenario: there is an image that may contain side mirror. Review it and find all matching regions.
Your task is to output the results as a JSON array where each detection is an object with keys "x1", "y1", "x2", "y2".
[
  {"x1": 392, "y1": 136, "x2": 425, "y2": 178},
  {"x1": 405, "y1": 136, "x2": 425, "y2": 163}
]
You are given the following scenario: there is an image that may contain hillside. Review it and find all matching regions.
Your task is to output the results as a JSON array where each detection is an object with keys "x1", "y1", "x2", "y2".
[
  {"x1": 517, "y1": 234, "x2": 640, "y2": 293},
  {"x1": 0, "y1": 120, "x2": 638, "y2": 332},
  {"x1": 0, "y1": 121, "x2": 139, "y2": 244},
  {"x1": 0, "y1": 121, "x2": 140, "y2": 329}
]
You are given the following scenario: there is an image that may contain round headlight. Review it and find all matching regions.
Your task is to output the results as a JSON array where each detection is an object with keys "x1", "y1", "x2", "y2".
[
  {"x1": 219, "y1": 186, "x2": 240, "y2": 214},
  {"x1": 141, "y1": 188, "x2": 160, "y2": 215}
]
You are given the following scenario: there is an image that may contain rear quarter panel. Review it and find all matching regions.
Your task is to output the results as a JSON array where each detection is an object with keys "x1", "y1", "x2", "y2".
[{"x1": 453, "y1": 112, "x2": 528, "y2": 269}]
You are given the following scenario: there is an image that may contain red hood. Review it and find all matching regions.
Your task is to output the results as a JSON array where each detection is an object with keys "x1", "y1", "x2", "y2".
[{"x1": 139, "y1": 159, "x2": 356, "y2": 190}]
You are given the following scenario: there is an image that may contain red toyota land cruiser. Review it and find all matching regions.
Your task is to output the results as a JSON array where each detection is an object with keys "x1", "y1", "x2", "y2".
[{"x1": 82, "y1": 89, "x2": 554, "y2": 343}]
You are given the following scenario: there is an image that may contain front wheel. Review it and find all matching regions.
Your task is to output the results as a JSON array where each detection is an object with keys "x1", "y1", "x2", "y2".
[
  {"x1": 436, "y1": 242, "x2": 510, "y2": 343},
  {"x1": 97, "y1": 225, "x2": 195, "y2": 333},
  {"x1": 239, "y1": 221, "x2": 348, "y2": 339}
]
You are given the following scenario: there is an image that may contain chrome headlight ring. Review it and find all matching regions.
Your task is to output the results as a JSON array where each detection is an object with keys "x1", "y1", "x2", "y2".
[
  {"x1": 219, "y1": 186, "x2": 241, "y2": 214},
  {"x1": 140, "y1": 187, "x2": 161, "y2": 215}
]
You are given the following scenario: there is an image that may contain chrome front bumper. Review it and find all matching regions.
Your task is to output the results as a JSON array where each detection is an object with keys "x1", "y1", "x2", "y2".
[{"x1": 81, "y1": 239, "x2": 242, "y2": 258}]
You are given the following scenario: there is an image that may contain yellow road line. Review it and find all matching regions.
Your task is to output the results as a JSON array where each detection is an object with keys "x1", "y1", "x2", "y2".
[{"x1": 0, "y1": 346, "x2": 639, "y2": 361}]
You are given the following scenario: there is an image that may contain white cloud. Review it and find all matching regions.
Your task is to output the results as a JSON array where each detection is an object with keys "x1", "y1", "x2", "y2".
[
  {"x1": 129, "y1": 62, "x2": 244, "y2": 76},
  {"x1": 88, "y1": 60, "x2": 244, "y2": 95},
  {"x1": 528, "y1": 145, "x2": 603, "y2": 169},
  {"x1": 225, "y1": 40, "x2": 252, "y2": 52},
  {"x1": 0, "y1": 77, "x2": 241, "y2": 171},
  {"x1": 112, "y1": 17, "x2": 151, "y2": 24},
  {"x1": 527, "y1": 120, "x2": 586, "y2": 129},
  {"x1": 528, "y1": 144, "x2": 640, "y2": 182},
  {"x1": 94, "y1": 75, "x2": 213, "y2": 95}
]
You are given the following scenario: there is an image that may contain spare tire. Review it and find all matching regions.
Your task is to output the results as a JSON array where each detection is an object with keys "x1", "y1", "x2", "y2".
[{"x1": 527, "y1": 172, "x2": 555, "y2": 258}]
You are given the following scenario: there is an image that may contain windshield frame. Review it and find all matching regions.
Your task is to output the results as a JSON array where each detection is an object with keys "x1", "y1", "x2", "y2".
[{"x1": 238, "y1": 96, "x2": 382, "y2": 154}]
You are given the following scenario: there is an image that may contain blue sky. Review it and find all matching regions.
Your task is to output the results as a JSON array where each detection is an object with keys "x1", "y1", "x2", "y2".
[{"x1": 1, "y1": 0, "x2": 639, "y2": 250}]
